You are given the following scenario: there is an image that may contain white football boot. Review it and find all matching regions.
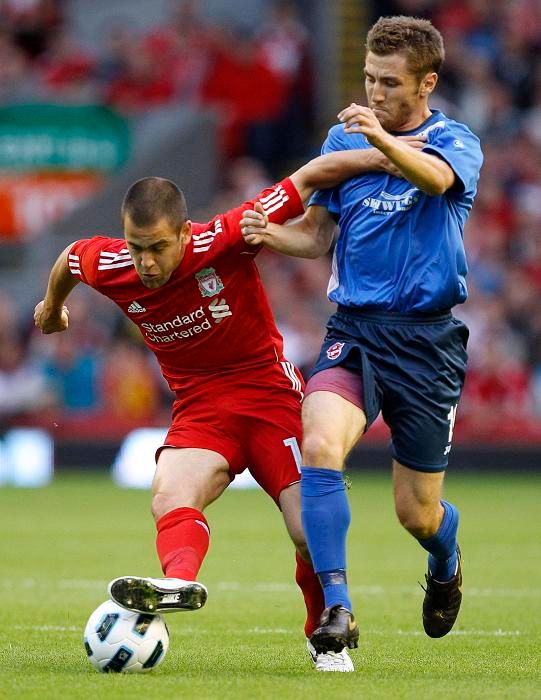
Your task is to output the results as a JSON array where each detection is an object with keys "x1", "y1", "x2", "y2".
[
  {"x1": 306, "y1": 638, "x2": 355, "y2": 672},
  {"x1": 108, "y1": 576, "x2": 207, "y2": 614}
]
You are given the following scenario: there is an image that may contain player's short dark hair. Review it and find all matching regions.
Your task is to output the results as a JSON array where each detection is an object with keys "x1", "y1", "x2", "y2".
[
  {"x1": 121, "y1": 177, "x2": 188, "y2": 231},
  {"x1": 366, "y1": 16, "x2": 445, "y2": 78}
]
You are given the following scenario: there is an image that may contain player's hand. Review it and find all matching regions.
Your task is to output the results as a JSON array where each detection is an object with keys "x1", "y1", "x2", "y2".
[
  {"x1": 34, "y1": 300, "x2": 70, "y2": 334},
  {"x1": 378, "y1": 156, "x2": 404, "y2": 178},
  {"x1": 396, "y1": 134, "x2": 427, "y2": 150},
  {"x1": 371, "y1": 135, "x2": 428, "y2": 177},
  {"x1": 338, "y1": 103, "x2": 388, "y2": 147},
  {"x1": 240, "y1": 201, "x2": 269, "y2": 246}
]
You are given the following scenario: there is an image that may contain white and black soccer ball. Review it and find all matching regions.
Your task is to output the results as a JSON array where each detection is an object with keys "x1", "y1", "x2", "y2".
[{"x1": 84, "y1": 600, "x2": 169, "y2": 673}]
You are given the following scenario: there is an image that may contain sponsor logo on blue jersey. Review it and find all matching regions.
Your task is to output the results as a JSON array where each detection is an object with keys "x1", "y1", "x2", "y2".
[{"x1": 362, "y1": 188, "x2": 420, "y2": 215}]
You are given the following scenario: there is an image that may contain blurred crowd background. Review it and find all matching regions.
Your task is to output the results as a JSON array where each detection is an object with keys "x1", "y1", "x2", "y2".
[{"x1": 1, "y1": 0, "x2": 541, "y2": 448}]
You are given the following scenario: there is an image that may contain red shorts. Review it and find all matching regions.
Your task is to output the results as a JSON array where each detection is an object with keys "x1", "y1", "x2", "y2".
[{"x1": 158, "y1": 361, "x2": 304, "y2": 503}]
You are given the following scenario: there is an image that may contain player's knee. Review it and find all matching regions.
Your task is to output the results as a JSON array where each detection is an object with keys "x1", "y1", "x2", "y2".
[
  {"x1": 302, "y1": 430, "x2": 344, "y2": 468},
  {"x1": 151, "y1": 489, "x2": 199, "y2": 522},
  {"x1": 151, "y1": 491, "x2": 173, "y2": 521}
]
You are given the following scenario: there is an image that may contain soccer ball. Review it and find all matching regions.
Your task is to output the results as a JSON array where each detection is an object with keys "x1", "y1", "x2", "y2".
[{"x1": 84, "y1": 600, "x2": 169, "y2": 673}]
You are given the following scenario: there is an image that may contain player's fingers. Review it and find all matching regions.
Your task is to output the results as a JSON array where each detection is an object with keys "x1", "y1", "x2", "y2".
[
  {"x1": 239, "y1": 209, "x2": 259, "y2": 228},
  {"x1": 243, "y1": 224, "x2": 264, "y2": 236},
  {"x1": 343, "y1": 111, "x2": 376, "y2": 129},
  {"x1": 241, "y1": 224, "x2": 258, "y2": 240},
  {"x1": 339, "y1": 106, "x2": 371, "y2": 123},
  {"x1": 397, "y1": 134, "x2": 427, "y2": 142},
  {"x1": 339, "y1": 110, "x2": 358, "y2": 123},
  {"x1": 242, "y1": 214, "x2": 264, "y2": 226},
  {"x1": 241, "y1": 210, "x2": 264, "y2": 224},
  {"x1": 397, "y1": 135, "x2": 426, "y2": 149},
  {"x1": 337, "y1": 103, "x2": 361, "y2": 121},
  {"x1": 254, "y1": 201, "x2": 269, "y2": 226},
  {"x1": 344, "y1": 120, "x2": 366, "y2": 130}
]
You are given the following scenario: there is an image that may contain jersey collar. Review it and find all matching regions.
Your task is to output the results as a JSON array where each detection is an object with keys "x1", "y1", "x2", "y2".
[{"x1": 390, "y1": 109, "x2": 442, "y2": 137}]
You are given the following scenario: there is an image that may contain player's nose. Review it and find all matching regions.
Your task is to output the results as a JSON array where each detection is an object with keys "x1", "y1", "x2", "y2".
[
  {"x1": 370, "y1": 82, "x2": 385, "y2": 103},
  {"x1": 140, "y1": 251, "x2": 156, "y2": 270}
]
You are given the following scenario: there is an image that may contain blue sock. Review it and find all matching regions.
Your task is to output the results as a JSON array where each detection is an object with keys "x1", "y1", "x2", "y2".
[
  {"x1": 301, "y1": 466, "x2": 352, "y2": 611},
  {"x1": 418, "y1": 500, "x2": 459, "y2": 582}
]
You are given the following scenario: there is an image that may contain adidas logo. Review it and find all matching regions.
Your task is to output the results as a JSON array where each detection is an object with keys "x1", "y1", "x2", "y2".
[{"x1": 128, "y1": 301, "x2": 146, "y2": 313}]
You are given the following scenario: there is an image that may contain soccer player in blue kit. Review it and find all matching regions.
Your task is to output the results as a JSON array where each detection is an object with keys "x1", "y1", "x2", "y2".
[{"x1": 240, "y1": 15, "x2": 483, "y2": 658}]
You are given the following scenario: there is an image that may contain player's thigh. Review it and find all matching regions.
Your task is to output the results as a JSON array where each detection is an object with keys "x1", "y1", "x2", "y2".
[
  {"x1": 243, "y1": 399, "x2": 303, "y2": 504},
  {"x1": 383, "y1": 318, "x2": 468, "y2": 472},
  {"x1": 152, "y1": 447, "x2": 231, "y2": 517},
  {"x1": 301, "y1": 390, "x2": 366, "y2": 469}
]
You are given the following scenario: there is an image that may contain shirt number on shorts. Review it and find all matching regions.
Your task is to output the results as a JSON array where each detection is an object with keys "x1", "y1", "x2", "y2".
[
  {"x1": 283, "y1": 437, "x2": 302, "y2": 472},
  {"x1": 444, "y1": 404, "x2": 458, "y2": 456}
]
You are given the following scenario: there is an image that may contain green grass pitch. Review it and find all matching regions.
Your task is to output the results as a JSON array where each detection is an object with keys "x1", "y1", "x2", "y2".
[{"x1": 1, "y1": 471, "x2": 540, "y2": 699}]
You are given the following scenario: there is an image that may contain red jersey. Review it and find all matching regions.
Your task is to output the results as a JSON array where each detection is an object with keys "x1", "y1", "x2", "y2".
[{"x1": 68, "y1": 178, "x2": 304, "y2": 392}]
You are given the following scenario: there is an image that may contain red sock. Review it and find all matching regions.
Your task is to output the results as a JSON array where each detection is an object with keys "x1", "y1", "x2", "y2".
[
  {"x1": 156, "y1": 507, "x2": 210, "y2": 580},
  {"x1": 295, "y1": 552, "x2": 325, "y2": 637}
]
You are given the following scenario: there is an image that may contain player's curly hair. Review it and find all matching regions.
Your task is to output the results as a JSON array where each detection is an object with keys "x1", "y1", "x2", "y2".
[
  {"x1": 366, "y1": 15, "x2": 445, "y2": 79},
  {"x1": 122, "y1": 177, "x2": 188, "y2": 231}
]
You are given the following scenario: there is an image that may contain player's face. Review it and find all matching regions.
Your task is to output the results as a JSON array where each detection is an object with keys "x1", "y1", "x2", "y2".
[
  {"x1": 364, "y1": 51, "x2": 436, "y2": 131},
  {"x1": 124, "y1": 215, "x2": 192, "y2": 288}
]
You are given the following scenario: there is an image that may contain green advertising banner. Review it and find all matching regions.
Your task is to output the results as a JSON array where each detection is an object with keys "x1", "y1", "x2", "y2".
[{"x1": 0, "y1": 104, "x2": 131, "y2": 172}]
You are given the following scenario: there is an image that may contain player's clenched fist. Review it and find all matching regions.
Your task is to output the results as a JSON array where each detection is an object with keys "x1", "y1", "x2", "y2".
[
  {"x1": 240, "y1": 201, "x2": 269, "y2": 246},
  {"x1": 34, "y1": 300, "x2": 70, "y2": 334}
]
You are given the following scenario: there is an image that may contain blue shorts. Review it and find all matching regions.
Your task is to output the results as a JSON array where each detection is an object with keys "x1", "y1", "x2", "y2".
[{"x1": 310, "y1": 307, "x2": 469, "y2": 472}]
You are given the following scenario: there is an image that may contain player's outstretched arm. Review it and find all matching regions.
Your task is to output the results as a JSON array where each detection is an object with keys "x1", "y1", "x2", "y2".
[
  {"x1": 34, "y1": 244, "x2": 80, "y2": 334},
  {"x1": 239, "y1": 145, "x2": 410, "y2": 258},
  {"x1": 288, "y1": 148, "x2": 398, "y2": 202}
]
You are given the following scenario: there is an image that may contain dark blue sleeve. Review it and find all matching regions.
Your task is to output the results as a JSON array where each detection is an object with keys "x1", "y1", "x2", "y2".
[{"x1": 422, "y1": 122, "x2": 483, "y2": 195}]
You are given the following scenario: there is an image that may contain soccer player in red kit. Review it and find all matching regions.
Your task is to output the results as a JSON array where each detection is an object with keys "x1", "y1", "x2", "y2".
[{"x1": 34, "y1": 148, "x2": 400, "y2": 672}]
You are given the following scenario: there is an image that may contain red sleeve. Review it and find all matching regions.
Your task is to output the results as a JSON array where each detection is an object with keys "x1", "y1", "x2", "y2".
[
  {"x1": 68, "y1": 236, "x2": 112, "y2": 288},
  {"x1": 219, "y1": 177, "x2": 304, "y2": 252}
]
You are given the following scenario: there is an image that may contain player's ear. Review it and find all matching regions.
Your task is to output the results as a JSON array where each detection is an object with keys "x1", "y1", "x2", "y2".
[
  {"x1": 420, "y1": 72, "x2": 438, "y2": 97},
  {"x1": 180, "y1": 219, "x2": 192, "y2": 243}
]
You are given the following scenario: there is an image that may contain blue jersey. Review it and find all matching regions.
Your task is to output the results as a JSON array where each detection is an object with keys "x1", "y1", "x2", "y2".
[{"x1": 310, "y1": 110, "x2": 483, "y2": 312}]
